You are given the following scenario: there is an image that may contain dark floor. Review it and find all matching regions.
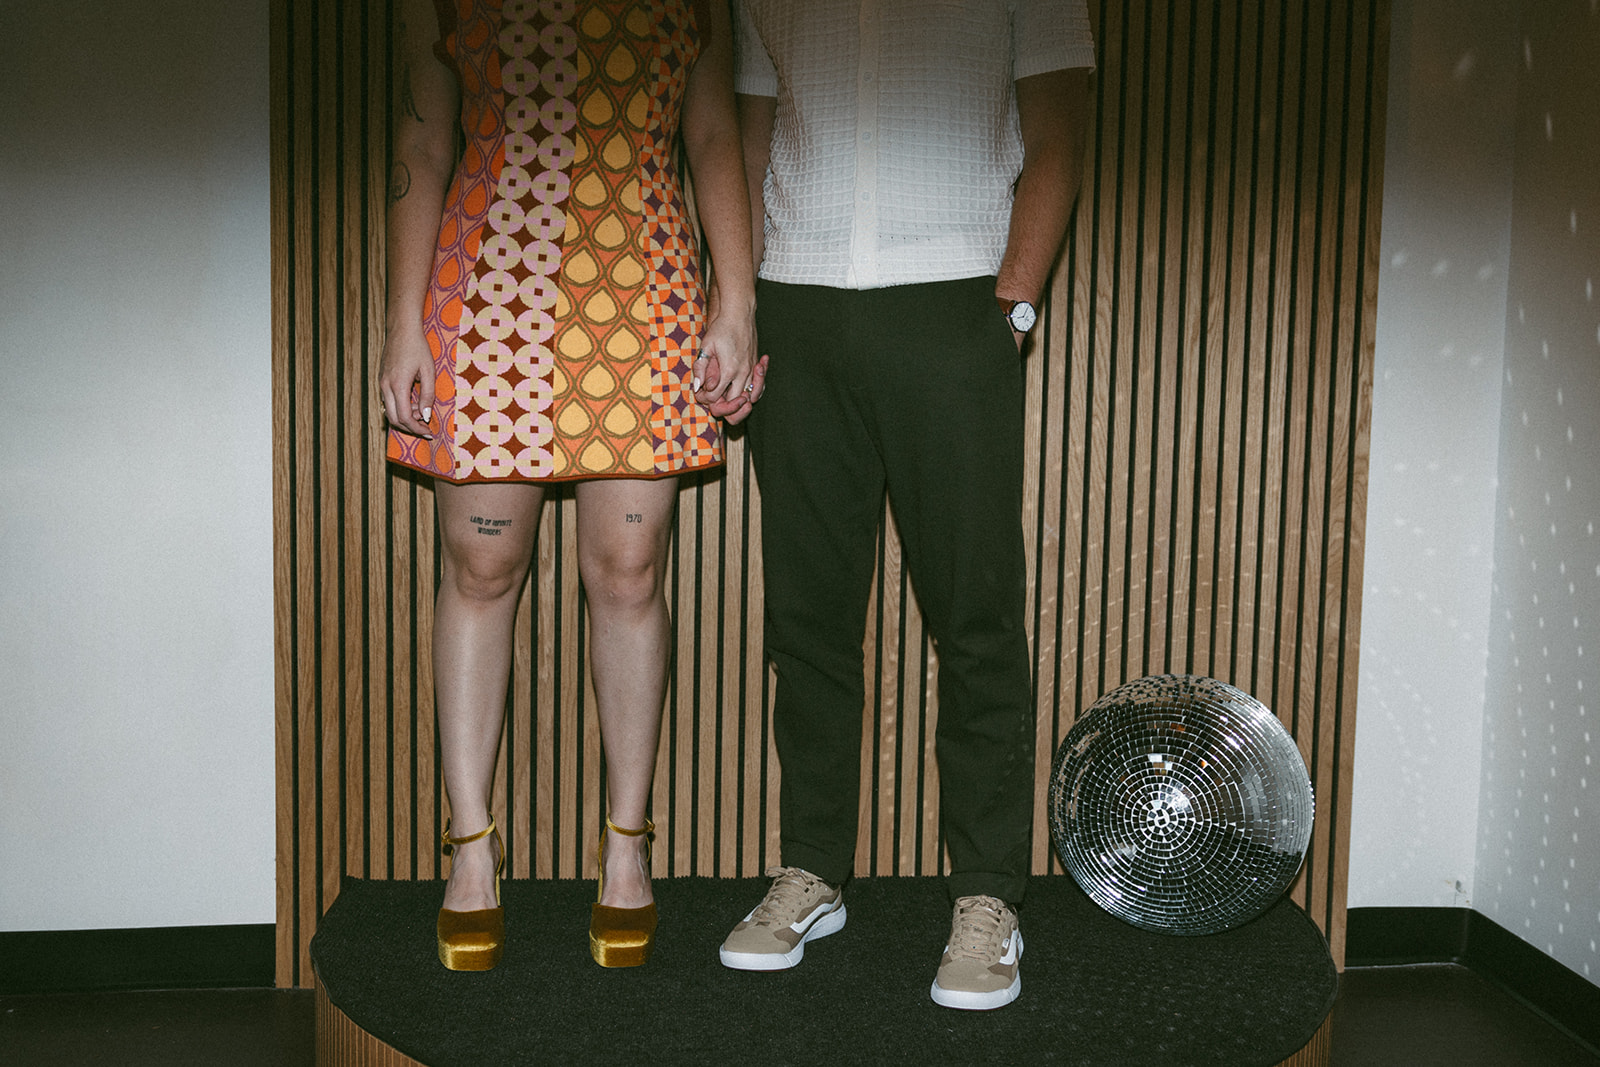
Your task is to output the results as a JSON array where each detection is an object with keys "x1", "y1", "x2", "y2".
[
  {"x1": 1331, "y1": 964, "x2": 1600, "y2": 1067},
  {"x1": 0, "y1": 964, "x2": 1595, "y2": 1066},
  {"x1": 0, "y1": 988, "x2": 314, "y2": 1067}
]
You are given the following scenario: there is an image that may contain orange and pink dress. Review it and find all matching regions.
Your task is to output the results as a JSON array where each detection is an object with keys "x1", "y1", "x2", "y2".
[{"x1": 387, "y1": 0, "x2": 722, "y2": 483}]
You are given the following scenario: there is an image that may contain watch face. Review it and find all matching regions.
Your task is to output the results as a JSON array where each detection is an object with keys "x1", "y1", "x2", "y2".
[{"x1": 1008, "y1": 300, "x2": 1037, "y2": 333}]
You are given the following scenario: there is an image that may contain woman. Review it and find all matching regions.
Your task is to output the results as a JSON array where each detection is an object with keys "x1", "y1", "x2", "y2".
[{"x1": 378, "y1": 0, "x2": 762, "y2": 971}]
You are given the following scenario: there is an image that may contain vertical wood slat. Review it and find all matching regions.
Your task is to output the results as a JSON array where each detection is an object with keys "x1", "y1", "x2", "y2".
[
  {"x1": 269, "y1": 0, "x2": 295, "y2": 987},
  {"x1": 316, "y1": 0, "x2": 344, "y2": 941},
  {"x1": 289, "y1": 0, "x2": 317, "y2": 989},
  {"x1": 340, "y1": 0, "x2": 370, "y2": 892},
  {"x1": 363, "y1": 6, "x2": 391, "y2": 887},
  {"x1": 273, "y1": 0, "x2": 1386, "y2": 985}
]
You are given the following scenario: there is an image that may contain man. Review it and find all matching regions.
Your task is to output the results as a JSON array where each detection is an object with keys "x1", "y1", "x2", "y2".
[{"x1": 721, "y1": 1, "x2": 1094, "y2": 1011}]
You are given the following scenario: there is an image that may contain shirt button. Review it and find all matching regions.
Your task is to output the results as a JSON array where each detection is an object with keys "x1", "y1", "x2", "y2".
[{"x1": 861, "y1": 131, "x2": 872, "y2": 142}]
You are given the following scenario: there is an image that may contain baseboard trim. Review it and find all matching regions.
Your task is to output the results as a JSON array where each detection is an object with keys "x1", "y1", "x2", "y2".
[
  {"x1": 0, "y1": 923, "x2": 274, "y2": 995},
  {"x1": 1346, "y1": 906, "x2": 1600, "y2": 1053},
  {"x1": 1344, "y1": 905, "x2": 1474, "y2": 965}
]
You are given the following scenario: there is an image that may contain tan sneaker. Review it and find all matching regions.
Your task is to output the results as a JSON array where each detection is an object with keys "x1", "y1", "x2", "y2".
[
  {"x1": 719, "y1": 867, "x2": 847, "y2": 971},
  {"x1": 929, "y1": 895, "x2": 1023, "y2": 1010}
]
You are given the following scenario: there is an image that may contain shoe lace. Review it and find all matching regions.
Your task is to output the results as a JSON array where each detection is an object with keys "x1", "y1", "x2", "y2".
[
  {"x1": 946, "y1": 895, "x2": 1010, "y2": 963},
  {"x1": 750, "y1": 867, "x2": 826, "y2": 926}
]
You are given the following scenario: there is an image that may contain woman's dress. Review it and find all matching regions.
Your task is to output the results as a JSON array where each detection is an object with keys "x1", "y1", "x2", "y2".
[{"x1": 387, "y1": 0, "x2": 722, "y2": 482}]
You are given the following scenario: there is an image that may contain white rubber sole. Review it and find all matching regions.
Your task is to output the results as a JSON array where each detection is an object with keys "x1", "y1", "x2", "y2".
[
  {"x1": 930, "y1": 929, "x2": 1023, "y2": 1010},
  {"x1": 929, "y1": 972, "x2": 1021, "y2": 1011},
  {"x1": 719, "y1": 900, "x2": 848, "y2": 971}
]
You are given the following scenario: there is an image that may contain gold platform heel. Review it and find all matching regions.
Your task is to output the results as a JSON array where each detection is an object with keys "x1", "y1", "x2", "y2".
[
  {"x1": 589, "y1": 816, "x2": 657, "y2": 968},
  {"x1": 436, "y1": 818, "x2": 504, "y2": 971}
]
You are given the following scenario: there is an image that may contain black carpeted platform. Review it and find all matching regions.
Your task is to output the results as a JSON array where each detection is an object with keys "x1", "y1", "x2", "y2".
[{"x1": 312, "y1": 875, "x2": 1335, "y2": 1065}]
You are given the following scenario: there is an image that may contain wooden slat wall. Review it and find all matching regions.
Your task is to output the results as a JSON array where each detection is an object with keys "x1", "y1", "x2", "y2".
[{"x1": 272, "y1": 0, "x2": 1387, "y2": 986}]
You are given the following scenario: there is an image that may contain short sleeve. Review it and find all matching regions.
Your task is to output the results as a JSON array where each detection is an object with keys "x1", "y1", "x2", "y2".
[
  {"x1": 733, "y1": 0, "x2": 778, "y2": 96},
  {"x1": 1014, "y1": 0, "x2": 1097, "y2": 79}
]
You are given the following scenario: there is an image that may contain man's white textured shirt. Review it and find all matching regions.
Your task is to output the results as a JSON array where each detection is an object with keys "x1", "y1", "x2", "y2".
[{"x1": 734, "y1": 0, "x2": 1096, "y2": 290}]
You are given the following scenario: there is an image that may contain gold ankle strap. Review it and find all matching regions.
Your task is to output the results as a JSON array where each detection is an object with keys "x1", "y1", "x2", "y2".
[
  {"x1": 597, "y1": 816, "x2": 654, "y2": 899},
  {"x1": 442, "y1": 817, "x2": 497, "y2": 853},
  {"x1": 605, "y1": 816, "x2": 654, "y2": 837},
  {"x1": 441, "y1": 818, "x2": 504, "y2": 904}
]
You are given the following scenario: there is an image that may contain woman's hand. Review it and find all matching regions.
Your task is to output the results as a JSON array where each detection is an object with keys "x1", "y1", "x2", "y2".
[
  {"x1": 697, "y1": 350, "x2": 768, "y2": 424},
  {"x1": 377, "y1": 323, "x2": 436, "y2": 439},
  {"x1": 693, "y1": 292, "x2": 765, "y2": 425}
]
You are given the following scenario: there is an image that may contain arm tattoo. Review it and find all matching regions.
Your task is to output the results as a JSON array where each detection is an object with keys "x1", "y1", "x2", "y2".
[
  {"x1": 400, "y1": 63, "x2": 424, "y2": 123},
  {"x1": 389, "y1": 161, "x2": 412, "y2": 202}
]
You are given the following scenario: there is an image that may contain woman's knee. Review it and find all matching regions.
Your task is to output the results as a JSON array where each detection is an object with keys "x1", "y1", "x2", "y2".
[
  {"x1": 441, "y1": 541, "x2": 530, "y2": 604},
  {"x1": 433, "y1": 482, "x2": 542, "y2": 604},
  {"x1": 578, "y1": 541, "x2": 665, "y2": 611}
]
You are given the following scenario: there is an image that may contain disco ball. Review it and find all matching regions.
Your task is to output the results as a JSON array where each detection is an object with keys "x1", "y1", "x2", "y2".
[{"x1": 1048, "y1": 674, "x2": 1314, "y2": 935}]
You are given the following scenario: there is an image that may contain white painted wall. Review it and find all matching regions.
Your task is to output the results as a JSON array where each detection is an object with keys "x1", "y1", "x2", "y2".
[
  {"x1": 1352, "y1": 0, "x2": 1600, "y2": 991},
  {"x1": 0, "y1": 2, "x2": 274, "y2": 930},
  {"x1": 1475, "y1": 0, "x2": 1600, "y2": 981},
  {"x1": 1347, "y1": 0, "x2": 1517, "y2": 910}
]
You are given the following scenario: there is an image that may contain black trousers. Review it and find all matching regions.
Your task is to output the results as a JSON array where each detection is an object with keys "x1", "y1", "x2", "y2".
[{"x1": 747, "y1": 276, "x2": 1036, "y2": 904}]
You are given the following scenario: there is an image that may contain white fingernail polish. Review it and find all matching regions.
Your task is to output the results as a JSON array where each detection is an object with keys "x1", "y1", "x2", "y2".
[{"x1": 422, "y1": 406, "x2": 432, "y2": 422}]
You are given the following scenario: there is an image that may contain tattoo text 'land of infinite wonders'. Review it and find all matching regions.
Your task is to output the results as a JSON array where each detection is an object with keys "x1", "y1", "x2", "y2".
[
  {"x1": 389, "y1": 161, "x2": 411, "y2": 202},
  {"x1": 470, "y1": 515, "x2": 511, "y2": 536}
]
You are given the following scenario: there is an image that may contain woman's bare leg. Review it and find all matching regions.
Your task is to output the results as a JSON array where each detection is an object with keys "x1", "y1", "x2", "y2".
[
  {"x1": 433, "y1": 478, "x2": 544, "y2": 912},
  {"x1": 575, "y1": 476, "x2": 679, "y2": 909}
]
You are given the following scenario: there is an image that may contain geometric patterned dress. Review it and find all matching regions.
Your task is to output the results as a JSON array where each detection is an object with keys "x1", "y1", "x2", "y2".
[{"x1": 387, "y1": 0, "x2": 723, "y2": 482}]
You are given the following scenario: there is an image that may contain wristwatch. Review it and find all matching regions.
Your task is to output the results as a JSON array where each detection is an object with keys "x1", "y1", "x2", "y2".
[{"x1": 998, "y1": 297, "x2": 1037, "y2": 333}]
